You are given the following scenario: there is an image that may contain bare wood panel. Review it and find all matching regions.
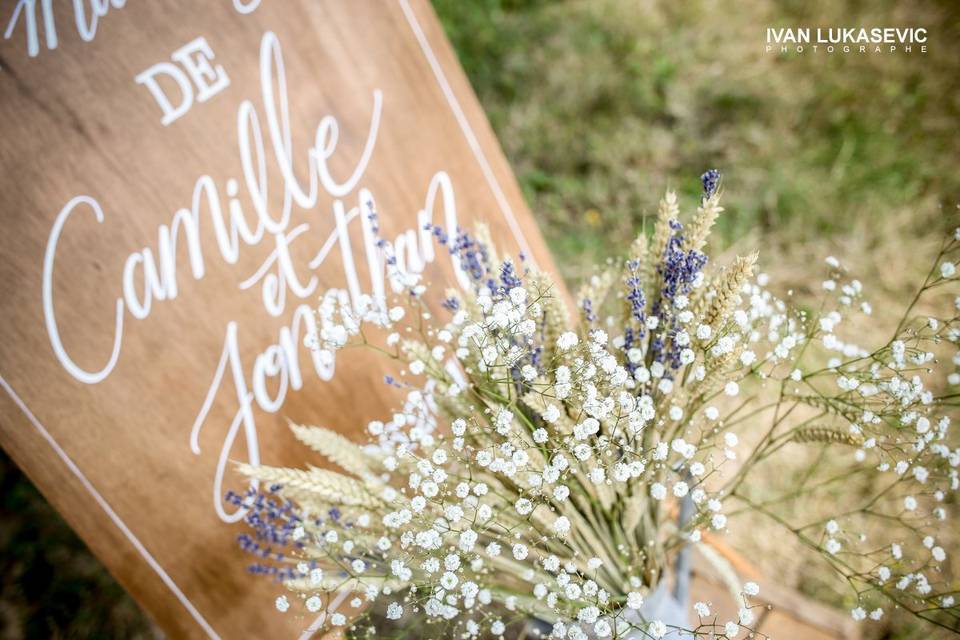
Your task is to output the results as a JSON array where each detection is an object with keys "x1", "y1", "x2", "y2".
[{"x1": 0, "y1": 1, "x2": 559, "y2": 638}]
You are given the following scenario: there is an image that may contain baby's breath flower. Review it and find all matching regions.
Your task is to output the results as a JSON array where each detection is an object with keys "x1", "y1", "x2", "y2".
[
  {"x1": 651, "y1": 483, "x2": 667, "y2": 500},
  {"x1": 648, "y1": 620, "x2": 668, "y2": 639},
  {"x1": 241, "y1": 181, "x2": 959, "y2": 638},
  {"x1": 557, "y1": 331, "x2": 579, "y2": 350}
]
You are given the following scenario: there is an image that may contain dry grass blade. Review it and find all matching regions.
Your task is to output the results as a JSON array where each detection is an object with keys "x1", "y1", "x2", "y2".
[
  {"x1": 289, "y1": 422, "x2": 374, "y2": 478},
  {"x1": 644, "y1": 190, "x2": 679, "y2": 286},
  {"x1": 285, "y1": 575, "x2": 406, "y2": 594},
  {"x1": 791, "y1": 426, "x2": 864, "y2": 447},
  {"x1": 236, "y1": 463, "x2": 381, "y2": 508},
  {"x1": 684, "y1": 193, "x2": 723, "y2": 253},
  {"x1": 702, "y1": 253, "x2": 757, "y2": 328}
]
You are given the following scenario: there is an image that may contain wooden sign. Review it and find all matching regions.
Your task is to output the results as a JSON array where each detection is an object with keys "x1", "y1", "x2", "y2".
[{"x1": 0, "y1": 1, "x2": 559, "y2": 637}]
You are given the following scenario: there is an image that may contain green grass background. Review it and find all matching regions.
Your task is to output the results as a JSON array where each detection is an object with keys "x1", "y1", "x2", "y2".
[
  {"x1": 1, "y1": 0, "x2": 958, "y2": 637},
  {"x1": 436, "y1": 0, "x2": 959, "y2": 282}
]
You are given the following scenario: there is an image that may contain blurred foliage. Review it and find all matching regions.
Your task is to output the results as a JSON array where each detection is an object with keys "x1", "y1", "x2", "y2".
[
  {"x1": 0, "y1": 450, "x2": 160, "y2": 639},
  {"x1": 433, "y1": 0, "x2": 960, "y2": 282},
  {"x1": 3, "y1": 0, "x2": 959, "y2": 636}
]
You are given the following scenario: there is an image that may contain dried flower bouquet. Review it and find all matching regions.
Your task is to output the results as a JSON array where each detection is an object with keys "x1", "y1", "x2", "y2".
[{"x1": 234, "y1": 171, "x2": 960, "y2": 639}]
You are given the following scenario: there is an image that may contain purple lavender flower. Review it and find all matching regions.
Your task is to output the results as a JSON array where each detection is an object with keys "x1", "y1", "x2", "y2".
[
  {"x1": 384, "y1": 375, "x2": 404, "y2": 388},
  {"x1": 227, "y1": 487, "x2": 303, "y2": 565},
  {"x1": 500, "y1": 260, "x2": 522, "y2": 291},
  {"x1": 700, "y1": 169, "x2": 721, "y2": 198},
  {"x1": 581, "y1": 297, "x2": 596, "y2": 323},
  {"x1": 657, "y1": 221, "x2": 707, "y2": 306},
  {"x1": 622, "y1": 260, "x2": 648, "y2": 373},
  {"x1": 651, "y1": 219, "x2": 707, "y2": 367},
  {"x1": 426, "y1": 225, "x2": 490, "y2": 287},
  {"x1": 625, "y1": 259, "x2": 647, "y2": 327},
  {"x1": 366, "y1": 204, "x2": 380, "y2": 235}
]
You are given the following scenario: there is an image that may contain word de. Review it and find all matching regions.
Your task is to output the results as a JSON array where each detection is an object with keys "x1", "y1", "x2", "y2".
[{"x1": 135, "y1": 35, "x2": 230, "y2": 126}]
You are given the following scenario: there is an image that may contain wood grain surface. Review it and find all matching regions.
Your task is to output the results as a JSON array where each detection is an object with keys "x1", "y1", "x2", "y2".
[{"x1": 0, "y1": 1, "x2": 559, "y2": 637}]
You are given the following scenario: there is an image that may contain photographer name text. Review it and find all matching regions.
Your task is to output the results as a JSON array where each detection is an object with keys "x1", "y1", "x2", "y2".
[{"x1": 766, "y1": 27, "x2": 928, "y2": 54}]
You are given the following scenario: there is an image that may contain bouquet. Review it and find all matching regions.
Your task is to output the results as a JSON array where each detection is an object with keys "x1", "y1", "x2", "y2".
[{"x1": 232, "y1": 171, "x2": 959, "y2": 638}]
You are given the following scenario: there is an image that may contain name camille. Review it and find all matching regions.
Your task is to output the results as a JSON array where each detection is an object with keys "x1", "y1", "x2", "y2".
[{"x1": 765, "y1": 27, "x2": 928, "y2": 54}]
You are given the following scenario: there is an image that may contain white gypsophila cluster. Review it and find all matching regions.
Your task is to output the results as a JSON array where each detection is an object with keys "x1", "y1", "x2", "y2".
[{"x1": 237, "y1": 178, "x2": 960, "y2": 638}]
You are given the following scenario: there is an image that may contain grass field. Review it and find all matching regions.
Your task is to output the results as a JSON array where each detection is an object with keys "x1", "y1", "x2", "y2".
[
  {"x1": 434, "y1": 0, "x2": 960, "y2": 282},
  {"x1": 1, "y1": 1, "x2": 958, "y2": 637}
]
